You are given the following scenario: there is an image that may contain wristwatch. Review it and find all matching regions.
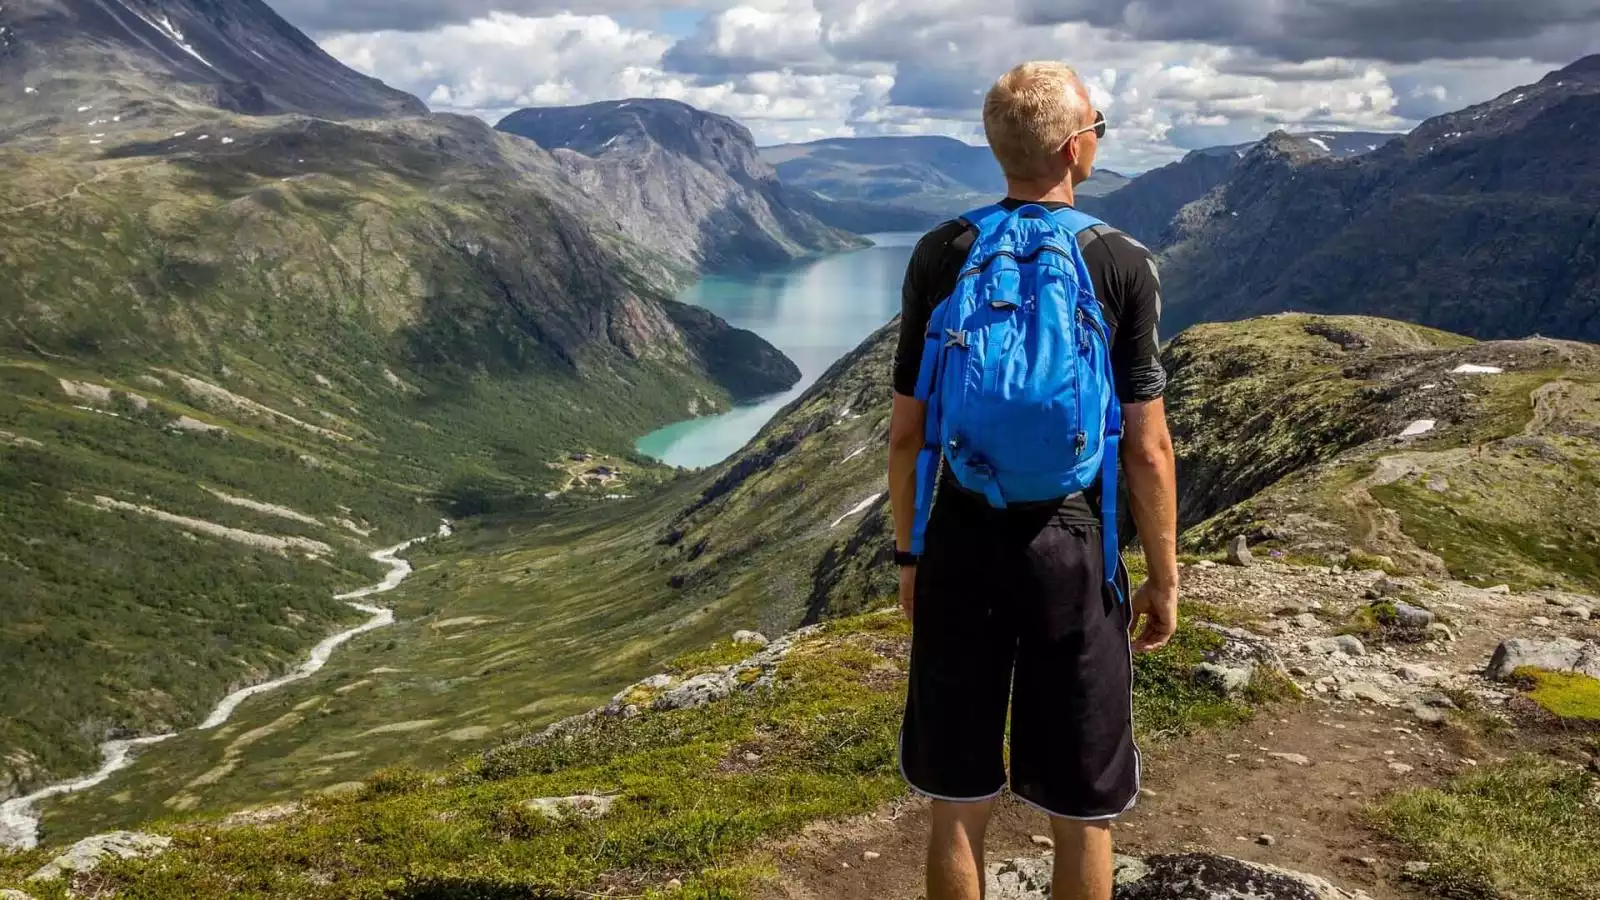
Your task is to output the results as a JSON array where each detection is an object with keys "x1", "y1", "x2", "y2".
[{"x1": 894, "y1": 549, "x2": 921, "y2": 568}]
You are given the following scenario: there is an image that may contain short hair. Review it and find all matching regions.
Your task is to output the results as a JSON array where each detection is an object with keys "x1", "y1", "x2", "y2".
[{"x1": 982, "y1": 61, "x2": 1093, "y2": 182}]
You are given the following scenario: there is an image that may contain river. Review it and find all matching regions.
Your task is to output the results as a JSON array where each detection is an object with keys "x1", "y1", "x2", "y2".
[
  {"x1": 0, "y1": 524, "x2": 449, "y2": 851},
  {"x1": 636, "y1": 232, "x2": 921, "y2": 469}
]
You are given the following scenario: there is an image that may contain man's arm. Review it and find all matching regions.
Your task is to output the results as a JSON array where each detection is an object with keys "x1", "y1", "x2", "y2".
[
  {"x1": 1088, "y1": 227, "x2": 1178, "y2": 650},
  {"x1": 889, "y1": 392, "x2": 926, "y2": 557},
  {"x1": 1123, "y1": 398, "x2": 1179, "y2": 651},
  {"x1": 888, "y1": 227, "x2": 957, "y2": 618}
]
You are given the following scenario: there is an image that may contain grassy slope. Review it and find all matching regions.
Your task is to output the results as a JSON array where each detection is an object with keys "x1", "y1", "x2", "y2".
[
  {"x1": 1169, "y1": 315, "x2": 1600, "y2": 593},
  {"x1": 0, "y1": 606, "x2": 1277, "y2": 899},
  {"x1": 0, "y1": 112, "x2": 798, "y2": 800},
  {"x1": 11, "y1": 317, "x2": 897, "y2": 839},
  {"x1": 1372, "y1": 757, "x2": 1600, "y2": 900}
]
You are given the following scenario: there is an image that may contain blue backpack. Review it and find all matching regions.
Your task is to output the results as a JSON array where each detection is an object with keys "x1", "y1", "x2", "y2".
[{"x1": 910, "y1": 203, "x2": 1124, "y2": 602}]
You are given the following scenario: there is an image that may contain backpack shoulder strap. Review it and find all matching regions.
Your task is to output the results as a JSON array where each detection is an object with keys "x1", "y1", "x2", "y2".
[
  {"x1": 958, "y1": 203, "x2": 1011, "y2": 235},
  {"x1": 954, "y1": 203, "x2": 1011, "y2": 253},
  {"x1": 1045, "y1": 206, "x2": 1105, "y2": 236}
]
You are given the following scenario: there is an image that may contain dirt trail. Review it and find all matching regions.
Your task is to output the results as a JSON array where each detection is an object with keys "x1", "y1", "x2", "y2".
[
  {"x1": 0, "y1": 170, "x2": 114, "y2": 216},
  {"x1": 1338, "y1": 377, "x2": 1576, "y2": 574},
  {"x1": 759, "y1": 559, "x2": 1595, "y2": 900}
]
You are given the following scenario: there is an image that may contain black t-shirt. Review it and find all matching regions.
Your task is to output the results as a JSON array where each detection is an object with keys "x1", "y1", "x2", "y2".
[{"x1": 892, "y1": 198, "x2": 1169, "y2": 524}]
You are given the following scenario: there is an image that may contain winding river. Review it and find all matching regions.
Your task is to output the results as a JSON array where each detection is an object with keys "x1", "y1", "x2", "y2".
[{"x1": 0, "y1": 525, "x2": 447, "y2": 851}]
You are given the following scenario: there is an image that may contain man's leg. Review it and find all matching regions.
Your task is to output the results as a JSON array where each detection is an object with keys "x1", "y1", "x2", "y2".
[
  {"x1": 928, "y1": 797, "x2": 998, "y2": 900},
  {"x1": 899, "y1": 494, "x2": 1016, "y2": 900},
  {"x1": 1008, "y1": 522, "x2": 1139, "y2": 900},
  {"x1": 1050, "y1": 817, "x2": 1114, "y2": 900}
]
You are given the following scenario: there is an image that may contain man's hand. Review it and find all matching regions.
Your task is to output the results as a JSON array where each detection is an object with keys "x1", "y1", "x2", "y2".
[
  {"x1": 1129, "y1": 579, "x2": 1178, "y2": 653},
  {"x1": 899, "y1": 565, "x2": 916, "y2": 620}
]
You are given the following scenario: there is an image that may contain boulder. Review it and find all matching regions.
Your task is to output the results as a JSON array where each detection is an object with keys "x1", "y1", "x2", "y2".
[
  {"x1": 731, "y1": 630, "x2": 769, "y2": 647},
  {"x1": 1486, "y1": 638, "x2": 1600, "y2": 681},
  {"x1": 29, "y1": 831, "x2": 172, "y2": 882},
  {"x1": 522, "y1": 794, "x2": 615, "y2": 821},
  {"x1": 1410, "y1": 704, "x2": 1448, "y2": 726},
  {"x1": 989, "y1": 854, "x2": 1376, "y2": 900},
  {"x1": 653, "y1": 670, "x2": 736, "y2": 711},
  {"x1": 1395, "y1": 664, "x2": 1442, "y2": 683},
  {"x1": 2, "y1": 891, "x2": 38, "y2": 900},
  {"x1": 1562, "y1": 607, "x2": 1593, "y2": 620},
  {"x1": 1306, "y1": 636, "x2": 1367, "y2": 656},
  {"x1": 1227, "y1": 536, "x2": 1254, "y2": 567},
  {"x1": 1372, "y1": 577, "x2": 1407, "y2": 597},
  {"x1": 1339, "y1": 681, "x2": 1396, "y2": 705},
  {"x1": 1195, "y1": 624, "x2": 1286, "y2": 694},
  {"x1": 1425, "y1": 623, "x2": 1457, "y2": 642},
  {"x1": 1393, "y1": 602, "x2": 1435, "y2": 629},
  {"x1": 1196, "y1": 664, "x2": 1253, "y2": 695}
]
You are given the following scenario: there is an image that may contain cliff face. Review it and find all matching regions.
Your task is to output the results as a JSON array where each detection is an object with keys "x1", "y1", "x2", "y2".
[
  {"x1": 497, "y1": 99, "x2": 868, "y2": 276},
  {"x1": 1157, "y1": 57, "x2": 1600, "y2": 342}
]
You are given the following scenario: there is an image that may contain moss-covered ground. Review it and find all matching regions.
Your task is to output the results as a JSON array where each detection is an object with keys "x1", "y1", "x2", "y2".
[
  {"x1": 1514, "y1": 669, "x2": 1600, "y2": 723},
  {"x1": 1371, "y1": 757, "x2": 1600, "y2": 900}
]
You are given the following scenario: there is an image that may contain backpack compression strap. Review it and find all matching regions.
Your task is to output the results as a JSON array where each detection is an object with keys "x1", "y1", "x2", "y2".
[
  {"x1": 910, "y1": 204, "x2": 1008, "y2": 555},
  {"x1": 1101, "y1": 398, "x2": 1125, "y2": 604},
  {"x1": 1050, "y1": 207, "x2": 1125, "y2": 604}
]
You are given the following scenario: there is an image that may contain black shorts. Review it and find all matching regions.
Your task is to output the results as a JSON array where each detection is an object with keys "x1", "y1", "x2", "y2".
[{"x1": 898, "y1": 486, "x2": 1141, "y2": 819}]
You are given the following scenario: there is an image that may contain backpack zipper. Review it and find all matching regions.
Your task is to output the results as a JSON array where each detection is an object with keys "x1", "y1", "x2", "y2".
[{"x1": 956, "y1": 244, "x2": 1074, "y2": 281}]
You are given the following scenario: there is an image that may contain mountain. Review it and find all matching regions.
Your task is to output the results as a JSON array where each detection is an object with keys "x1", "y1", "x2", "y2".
[
  {"x1": 1082, "y1": 131, "x2": 1400, "y2": 248},
  {"x1": 654, "y1": 310, "x2": 1600, "y2": 626},
  {"x1": 760, "y1": 134, "x2": 1129, "y2": 230},
  {"x1": 1157, "y1": 57, "x2": 1600, "y2": 341},
  {"x1": 6, "y1": 312, "x2": 1597, "y2": 897},
  {"x1": 0, "y1": 6, "x2": 802, "y2": 809},
  {"x1": 0, "y1": 0, "x2": 425, "y2": 138},
  {"x1": 495, "y1": 99, "x2": 867, "y2": 275}
]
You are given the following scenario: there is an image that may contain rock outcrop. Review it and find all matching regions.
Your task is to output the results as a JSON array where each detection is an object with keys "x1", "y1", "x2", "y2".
[
  {"x1": 988, "y1": 853, "x2": 1375, "y2": 900},
  {"x1": 29, "y1": 831, "x2": 171, "y2": 882},
  {"x1": 487, "y1": 627, "x2": 820, "y2": 758}
]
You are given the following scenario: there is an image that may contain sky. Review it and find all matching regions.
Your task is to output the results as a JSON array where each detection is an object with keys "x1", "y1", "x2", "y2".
[{"x1": 273, "y1": 0, "x2": 1600, "y2": 173}]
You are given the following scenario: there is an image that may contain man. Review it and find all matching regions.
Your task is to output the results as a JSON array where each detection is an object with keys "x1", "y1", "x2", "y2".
[{"x1": 886, "y1": 61, "x2": 1180, "y2": 900}]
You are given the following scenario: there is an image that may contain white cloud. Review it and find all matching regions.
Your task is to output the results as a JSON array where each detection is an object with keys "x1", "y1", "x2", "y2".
[{"x1": 316, "y1": 3, "x2": 1579, "y2": 172}]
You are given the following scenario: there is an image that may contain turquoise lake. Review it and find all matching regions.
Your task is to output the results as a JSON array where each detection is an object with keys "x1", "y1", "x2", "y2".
[{"x1": 636, "y1": 232, "x2": 921, "y2": 469}]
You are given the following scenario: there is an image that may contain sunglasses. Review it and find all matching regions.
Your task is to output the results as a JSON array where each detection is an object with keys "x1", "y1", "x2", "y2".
[{"x1": 1059, "y1": 110, "x2": 1107, "y2": 151}]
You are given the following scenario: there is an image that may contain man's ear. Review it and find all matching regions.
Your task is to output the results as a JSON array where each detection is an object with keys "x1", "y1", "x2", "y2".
[{"x1": 1059, "y1": 134, "x2": 1081, "y2": 169}]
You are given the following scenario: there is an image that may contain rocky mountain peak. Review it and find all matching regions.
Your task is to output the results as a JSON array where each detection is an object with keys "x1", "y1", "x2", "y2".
[
  {"x1": 1250, "y1": 130, "x2": 1327, "y2": 164},
  {"x1": 494, "y1": 98, "x2": 863, "y2": 275},
  {"x1": 0, "y1": 0, "x2": 424, "y2": 137},
  {"x1": 497, "y1": 98, "x2": 774, "y2": 189}
]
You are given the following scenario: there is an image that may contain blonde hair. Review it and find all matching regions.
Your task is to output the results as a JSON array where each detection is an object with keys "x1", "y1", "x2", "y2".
[{"x1": 983, "y1": 61, "x2": 1093, "y2": 183}]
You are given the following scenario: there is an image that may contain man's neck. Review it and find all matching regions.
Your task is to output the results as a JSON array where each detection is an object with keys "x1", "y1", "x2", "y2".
[{"x1": 1004, "y1": 178, "x2": 1076, "y2": 206}]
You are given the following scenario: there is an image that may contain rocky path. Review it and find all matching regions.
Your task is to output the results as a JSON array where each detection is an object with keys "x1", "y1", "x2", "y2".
[{"x1": 761, "y1": 559, "x2": 1599, "y2": 900}]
